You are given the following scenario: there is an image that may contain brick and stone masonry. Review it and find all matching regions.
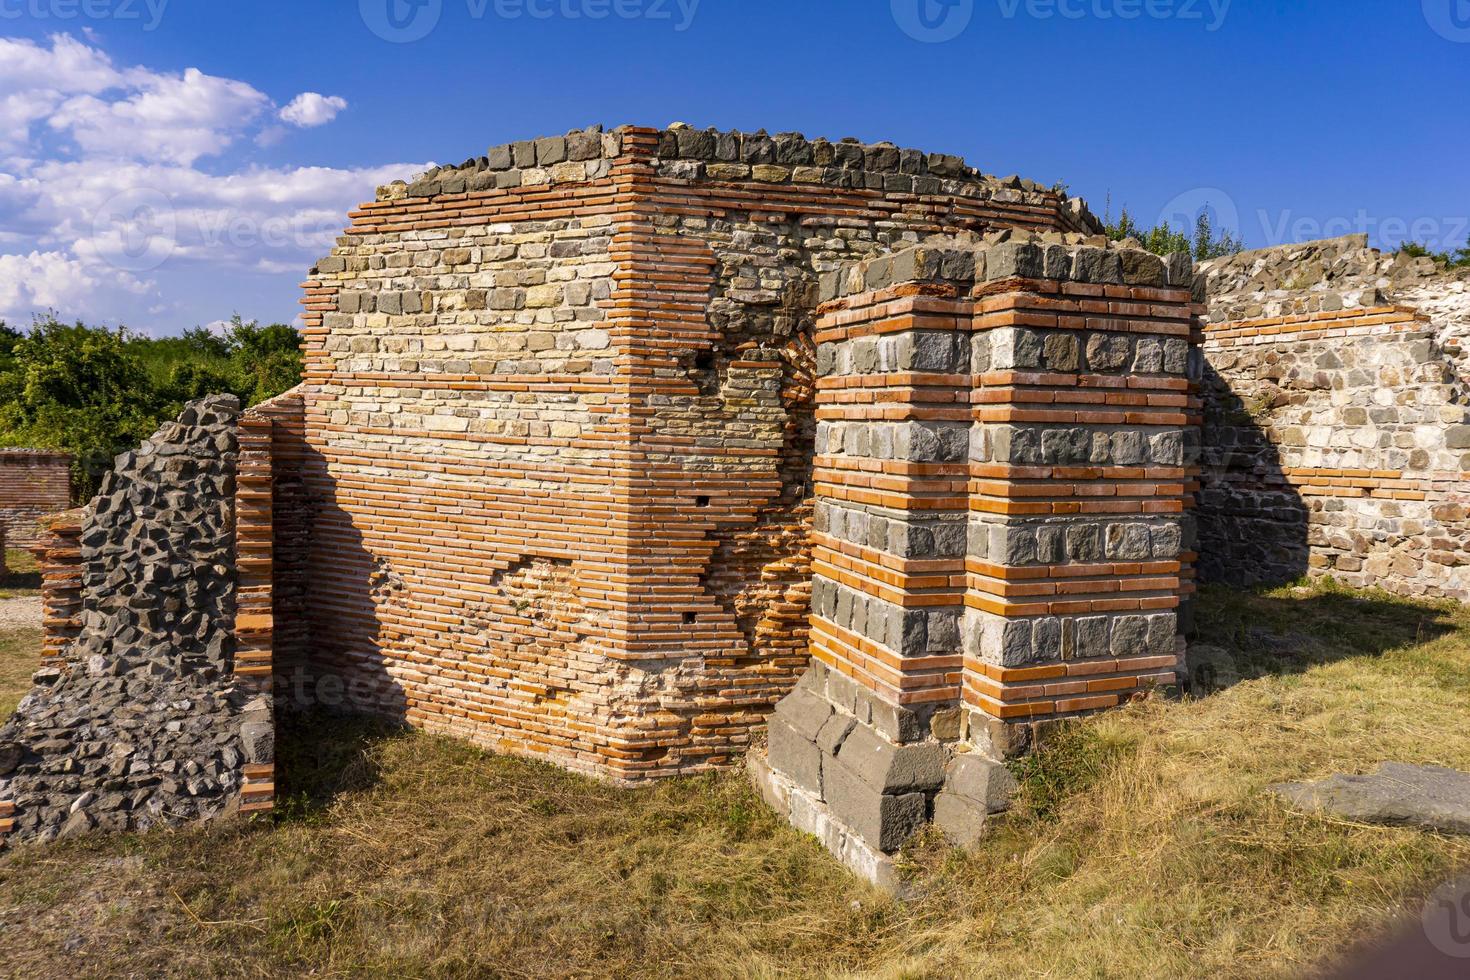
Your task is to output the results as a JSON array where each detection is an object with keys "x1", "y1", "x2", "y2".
[
  {"x1": 749, "y1": 235, "x2": 1201, "y2": 882},
  {"x1": 13, "y1": 124, "x2": 1470, "y2": 885},
  {"x1": 283, "y1": 124, "x2": 1099, "y2": 785},
  {"x1": 1197, "y1": 235, "x2": 1470, "y2": 601},
  {"x1": 0, "y1": 449, "x2": 71, "y2": 550}
]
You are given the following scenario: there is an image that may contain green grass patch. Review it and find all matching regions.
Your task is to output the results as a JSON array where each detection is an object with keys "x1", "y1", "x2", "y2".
[{"x1": 1, "y1": 547, "x2": 41, "y2": 597}]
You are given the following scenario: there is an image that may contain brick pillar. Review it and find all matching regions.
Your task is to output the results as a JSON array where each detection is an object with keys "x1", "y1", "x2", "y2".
[
  {"x1": 37, "y1": 509, "x2": 85, "y2": 668},
  {"x1": 755, "y1": 238, "x2": 1200, "y2": 887},
  {"x1": 961, "y1": 243, "x2": 1198, "y2": 755},
  {"x1": 235, "y1": 409, "x2": 276, "y2": 816}
]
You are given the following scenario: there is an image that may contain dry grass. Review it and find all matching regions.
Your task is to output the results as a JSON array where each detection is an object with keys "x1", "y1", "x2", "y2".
[
  {"x1": 0, "y1": 627, "x2": 41, "y2": 717},
  {"x1": 0, "y1": 581, "x2": 1468, "y2": 978}
]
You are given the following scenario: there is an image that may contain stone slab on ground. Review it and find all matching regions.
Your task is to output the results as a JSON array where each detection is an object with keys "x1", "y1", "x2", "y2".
[{"x1": 1272, "y1": 762, "x2": 1470, "y2": 835}]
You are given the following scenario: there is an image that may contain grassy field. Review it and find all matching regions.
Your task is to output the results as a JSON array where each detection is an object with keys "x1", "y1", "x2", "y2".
[
  {"x1": 0, "y1": 582, "x2": 1468, "y2": 978},
  {"x1": 0, "y1": 547, "x2": 40, "y2": 598}
]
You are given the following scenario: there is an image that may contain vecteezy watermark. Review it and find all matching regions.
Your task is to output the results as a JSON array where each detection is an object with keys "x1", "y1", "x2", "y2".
[
  {"x1": 1152, "y1": 186, "x2": 1470, "y2": 254},
  {"x1": 1157, "y1": 187, "x2": 1242, "y2": 245},
  {"x1": 0, "y1": 0, "x2": 168, "y2": 30},
  {"x1": 93, "y1": 189, "x2": 176, "y2": 273},
  {"x1": 895, "y1": 0, "x2": 1230, "y2": 42},
  {"x1": 891, "y1": 0, "x2": 975, "y2": 42},
  {"x1": 360, "y1": 0, "x2": 699, "y2": 43},
  {"x1": 997, "y1": 0, "x2": 1231, "y2": 30},
  {"x1": 1258, "y1": 210, "x2": 1470, "y2": 254},
  {"x1": 1423, "y1": 877, "x2": 1470, "y2": 958},
  {"x1": 1424, "y1": 0, "x2": 1470, "y2": 42}
]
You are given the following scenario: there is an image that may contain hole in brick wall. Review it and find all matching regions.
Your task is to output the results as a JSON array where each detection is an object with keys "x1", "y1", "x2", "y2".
[
  {"x1": 695, "y1": 495, "x2": 711, "y2": 508},
  {"x1": 683, "y1": 612, "x2": 697, "y2": 625},
  {"x1": 694, "y1": 350, "x2": 715, "y2": 372}
]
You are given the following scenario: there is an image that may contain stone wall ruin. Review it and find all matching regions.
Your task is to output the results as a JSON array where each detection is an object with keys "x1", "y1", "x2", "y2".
[
  {"x1": 0, "y1": 396, "x2": 273, "y2": 844},
  {"x1": 7, "y1": 126, "x2": 1470, "y2": 887},
  {"x1": 1197, "y1": 235, "x2": 1470, "y2": 601}
]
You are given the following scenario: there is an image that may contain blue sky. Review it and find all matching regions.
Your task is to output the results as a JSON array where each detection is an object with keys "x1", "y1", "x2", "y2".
[{"x1": 0, "y1": 0, "x2": 1465, "y2": 335}]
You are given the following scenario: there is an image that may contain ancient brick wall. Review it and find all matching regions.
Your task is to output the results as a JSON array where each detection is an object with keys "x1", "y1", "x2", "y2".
[
  {"x1": 1198, "y1": 237, "x2": 1470, "y2": 600},
  {"x1": 0, "y1": 450, "x2": 71, "y2": 548},
  {"x1": 0, "y1": 397, "x2": 273, "y2": 844},
  {"x1": 291, "y1": 124, "x2": 1097, "y2": 783}
]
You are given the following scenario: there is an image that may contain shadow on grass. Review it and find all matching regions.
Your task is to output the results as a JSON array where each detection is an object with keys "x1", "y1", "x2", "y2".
[
  {"x1": 272, "y1": 711, "x2": 407, "y2": 822},
  {"x1": 1187, "y1": 582, "x2": 1461, "y2": 694},
  {"x1": 1, "y1": 549, "x2": 41, "y2": 593}
]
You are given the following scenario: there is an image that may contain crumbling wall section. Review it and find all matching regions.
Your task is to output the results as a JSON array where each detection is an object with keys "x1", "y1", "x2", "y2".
[
  {"x1": 0, "y1": 396, "x2": 272, "y2": 843},
  {"x1": 294, "y1": 124, "x2": 1097, "y2": 783},
  {"x1": 1198, "y1": 237, "x2": 1470, "y2": 600}
]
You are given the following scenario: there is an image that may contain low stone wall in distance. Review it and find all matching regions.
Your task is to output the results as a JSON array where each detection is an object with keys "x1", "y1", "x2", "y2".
[
  {"x1": 1197, "y1": 237, "x2": 1470, "y2": 601},
  {"x1": 0, "y1": 396, "x2": 273, "y2": 844},
  {"x1": 0, "y1": 449, "x2": 71, "y2": 548}
]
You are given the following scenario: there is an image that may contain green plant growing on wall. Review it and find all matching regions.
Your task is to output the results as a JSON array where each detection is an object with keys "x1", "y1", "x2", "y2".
[
  {"x1": 1398, "y1": 241, "x2": 1470, "y2": 269},
  {"x1": 1103, "y1": 201, "x2": 1244, "y2": 261}
]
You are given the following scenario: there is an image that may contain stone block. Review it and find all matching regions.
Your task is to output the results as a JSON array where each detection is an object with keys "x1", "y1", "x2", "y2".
[
  {"x1": 836, "y1": 723, "x2": 945, "y2": 793},
  {"x1": 767, "y1": 718, "x2": 823, "y2": 799},
  {"x1": 933, "y1": 791, "x2": 990, "y2": 847},
  {"x1": 823, "y1": 756, "x2": 928, "y2": 853},
  {"x1": 943, "y1": 753, "x2": 1018, "y2": 812},
  {"x1": 815, "y1": 713, "x2": 856, "y2": 755},
  {"x1": 773, "y1": 686, "x2": 833, "y2": 740}
]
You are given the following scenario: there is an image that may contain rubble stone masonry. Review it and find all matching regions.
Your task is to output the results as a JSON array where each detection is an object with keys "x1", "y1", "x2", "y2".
[
  {"x1": 0, "y1": 397, "x2": 273, "y2": 844},
  {"x1": 1198, "y1": 235, "x2": 1470, "y2": 601}
]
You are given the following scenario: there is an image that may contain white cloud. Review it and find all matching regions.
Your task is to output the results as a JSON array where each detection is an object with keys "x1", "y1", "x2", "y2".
[
  {"x1": 0, "y1": 250, "x2": 151, "y2": 326},
  {"x1": 50, "y1": 68, "x2": 270, "y2": 166},
  {"x1": 279, "y1": 93, "x2": 348, "y2": 128},
  {"x1": 0, "y1": 34, "x2": 426, "y2": 333}
]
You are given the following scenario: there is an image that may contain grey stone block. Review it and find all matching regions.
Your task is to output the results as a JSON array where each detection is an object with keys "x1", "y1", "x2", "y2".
[
  {"x1": 823, "y1": 756, "x2": 928, "y2": 853},
  {"x1": 774, "y1": 687, "x2": 834, "y2": 740},
  {"x1": 867, "y1": 697, "x2": 927, "y2": 744},
  {"x1": 836, "y1": 723, "x2": 946, "y2": 793},
  {"x1": 1110, "y1": 615, "x2": 1149, "y2": 656},
  {"x1": 767, "y1": 718, "x2": 823, "y2": 799},
  {"x1": 815, "y1": 713, "x2": 856, "y2": 755},
  {"x1": 932, "y1": 791, "x2": 990, "y2": 847},
  {"x1": 943, "y1": 753, "x2": 1017, "y2": 812}
]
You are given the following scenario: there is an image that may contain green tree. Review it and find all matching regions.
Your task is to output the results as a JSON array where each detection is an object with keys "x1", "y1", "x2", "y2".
[
  {"x1": 0, "y1": 315, "x2": 304, "y2": 500},
  {"x1": 1398, "y1": 242, "x2": 1470, "y2": 269},
  {"x1": 0, "y1": 319, "x2": 168, "y2": 497},
  {"x1": 1104, "y1": 204, "x2": 1244, "y2": 261}
]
